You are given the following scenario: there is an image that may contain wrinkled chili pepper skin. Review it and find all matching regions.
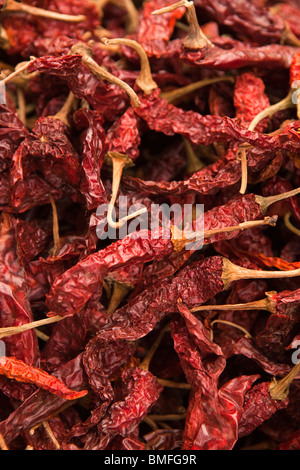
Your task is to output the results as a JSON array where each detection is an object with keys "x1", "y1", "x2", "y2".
[
  {"x1": 137, "y1": 0, "x2": 185, "y2": 58},
  {"x1": 94, "y1": 257, "x2": 224, "y2": 343},
  {"x1": 0, "y1": 356, "x2": 88, "y2": 400},
  {"x1": 28, "y1": 53, "x2": 130, "y2": 121},
  {"x1": 180, "y1": 44, "x2": 300, "y2": 70},
  {"x1": 46, "y1": 229, "x2": 174, "y2": 317},
  {"x1": 74, "y1": 108, "x2": 108, "y2": 210},
  {"x1": 124, "y1": 148, "x2": 241, "y2": 195},
  {"x1": 0, "y1": 354, "x2": 87, "y2": 444},
  {"x1": 106, "y1": 107, "x2": 141, "y2": 161},
  {"x1": 134, "y1": 89, "x2": 300, "y2": 153},
  {"x1": 193, "y1": 0, "x2": 285, "y2": 44},
  {"x1": 172, "y1": 302, "x2": 259, "y2": 450},
  {"x1": 238, "y1": 382, "x2": 289, "y2": 439},
  {"x1": 2, "y1": 0, "x2": 300, "y2": 452},
  {"x1": 233, "y1": 72, "x2": 270, "y2": 132},
  {"x1": 0, "y1": 104, "x2": 29, "y2": 162},
  {"x1": 0, "y1": 213, "x2": 39, "y2": 366},
  {"x1": 94, "y1": 368, "x2": 163, "y2": 450}
]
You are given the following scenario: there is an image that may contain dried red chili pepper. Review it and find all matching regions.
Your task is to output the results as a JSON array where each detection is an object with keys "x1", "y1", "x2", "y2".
[
  {"x1": 193, "y1": 0, "x2": 285, "y2": 45},
  {"x1": 150, "y1": 1, "x2": 300, "y2": 68},
  {"x1": 1, "y1": 0, "x2": 300, "y2": 451},
  {"x1": 46, "y1": 228, "x2": 174, "y2": 317},
  {"x1": 136, "y1": 0, "x2": 185, "y2": 58},
  {"x1": 171, "y1": 300, "x2": 260, "y2": 450},
  {"x1": 0, "y1": 212, "x2": 39, "y2": 366},
  {"x1": 0, "y1": 354, "x2": 87, "y2": 444},
  {"x1": 238, "y1": 381, "x2": 289, "y2": 439},
  {"x1": 233, "y1": 72, "x2": 270, "y2": 133},
  {"x1": 0, "y1": 356, "x2": 87, "y2": 400},
  {"x1": 73, "y1": 107, "x2": 108, "y2": 210}
]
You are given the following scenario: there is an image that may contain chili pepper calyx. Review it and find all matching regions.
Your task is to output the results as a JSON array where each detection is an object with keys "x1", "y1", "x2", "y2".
[
  {"x1": 269, "y1": 362, "x2": 300, "y2": 401},
  {"x1": 152, "y1": 0, "x2": 213, "y2": 50},
  {"x1": 71, "y1": 43, "x2": 141, "y2": 108},
  {"x1": 256, "y1": 187, "x2": 300, "y2": 214},
  {"x1": 101, "y1": 37, "x2": 158, "y2": 95}
]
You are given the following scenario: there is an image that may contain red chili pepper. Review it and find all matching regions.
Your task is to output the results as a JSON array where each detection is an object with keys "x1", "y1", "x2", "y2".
[
  {"x1": 193, "y1": 0, "x2": 285, "y2": 44},
  {"x1": 0, "y1": 356, "x2": 88, "y2": 400}
]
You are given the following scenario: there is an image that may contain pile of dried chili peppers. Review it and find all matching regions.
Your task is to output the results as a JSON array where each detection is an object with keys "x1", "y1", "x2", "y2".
[{"x1": 0, "y1": 0, "x2": 300, "y2": 452}]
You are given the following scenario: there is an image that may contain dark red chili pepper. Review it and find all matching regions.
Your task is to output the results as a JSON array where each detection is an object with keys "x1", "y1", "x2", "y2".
[
  {"x1": 171, "y1": 300, "x2": 260, "y2": 450},
  {"x1": 238, "y1": 382, "x2": 289, "y2": 439},
  {"x1": 46, "y1": 228, "x2": 174, "y2": 317},
  {"x1": 137, "y1": 0, "x2": 185, "y2": 58},
  {"x1": 1, "y1": 0, "x2": 300, "y2": 452},
  {"x1": 193, "y1": 0, "x2": 285, "y2": 45}
]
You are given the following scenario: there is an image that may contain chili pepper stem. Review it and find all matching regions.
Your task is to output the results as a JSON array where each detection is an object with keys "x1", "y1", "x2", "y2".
[
  {"x1": 0, "y1": 315, "x2": 63, "y2": 340},
  {"x1": 160, "y1": 75, "x2": 234, "y2": 103},
  {"x1": 106, "y1": 281, "x2": 132, "y2": 314},
  {"x1": 191, "y1": 292, "x2": 277, "y2": 314},
  {"x1": 106, "y1": 151, "x2": 147, "y2": 229},
  {"x1": 210, "y1": 319, "x2": 252, "y2": 341},
  {"x1": 147, "y1": 412, "x2": 186, "y2": 421},
  {"x1": 256, "y1": 187, "x2": 300, "y2": 214},
  {"x1": 0, "y1": 25, "x2": 10, "y2": 50},
  {"x1": 17, "y1": 87, "x2": 26, "y2": 125},
  {"x1": 152, "y1": 0, "x2": 213, "y2": 49},
  {"x1": 0, "y1": 58, "x2": 34, "y2": 84},
  {"x1": 238, "y1": 146, "x2": 248, "y2": 195},
  {"x1": 42, "y1": 421, "x2": 60, "y2": 450},
  {"x1": 48, "y1": 195, "x2": 60, "y2": 256},
  {"x1": 35, "y1": 329, "x2": 50, "y2": 342},
  {"x1": 140, "y1": 324, "x2": 170, "y2": 371},
  {"x1": 52, "y1": 91, "x2": 76, "y2": 127},
  {"x1": 248, "y1": 90, "x2": 294, "y2": 132},
  {"x1": 156, "y1": 378, "x2": 191, "y2": 390},
  {"x1": 269, "y1": 362, "x2": 300, "y2": 401},
  {"x1": 222, "y1": 257, "x2": 300, "y2": 290},
  {"x1": 284, "y1": 212, "x2": 300, "y2": 237},
  {"x1": 4, "y1": 0, "x2": 87, "y2": 22},
  {"x1": 171, "y1": 215, "x2": 278, "y2": 252},
  {"x1": 281, "y1": 21, "x2": 300, "y2": 48},
  {"x1": 70, "y1": 43, "x2": 141, "y2": 107},
  {"x1": 122, "y1": 0, "x2": 139, "y2": 33},
  {"x1": 143, "y1": 416, "x2": 159, "y2": 431},
  {"x1": 101, "y1": 37, "x2": 157, "y2": 95},
  {"x1": 183, "y1": 138, "x2": 205, "y2": 173},
  {"x1": 0, "y1": 432, "x2": 9, "y2": 450}
]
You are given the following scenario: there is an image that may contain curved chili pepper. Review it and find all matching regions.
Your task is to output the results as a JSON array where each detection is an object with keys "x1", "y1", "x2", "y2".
[
  {"x1": 172, "y1": 301, "x2": 260, "y2": 450},
  {"x1": 193, "y1": 0, "x2": 285, "y2": 45},
  {"x1": 0, "y1": 356, "x2": 88, "y2": 400}
]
